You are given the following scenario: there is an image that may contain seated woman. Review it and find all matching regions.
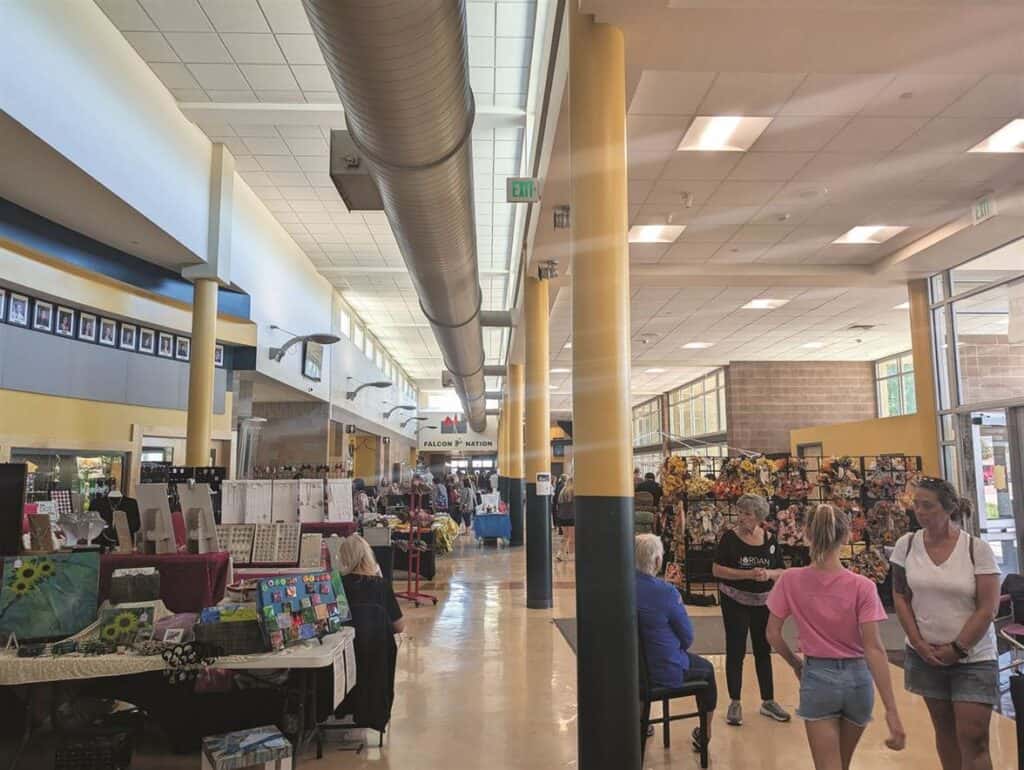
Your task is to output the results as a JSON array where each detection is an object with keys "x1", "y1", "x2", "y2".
[
  {"x1": 334, "y1": 535, "x2": 405, "y2": 736},
  {"x1": 635, "y1": 533, "x2": 718, "y2": 752}
]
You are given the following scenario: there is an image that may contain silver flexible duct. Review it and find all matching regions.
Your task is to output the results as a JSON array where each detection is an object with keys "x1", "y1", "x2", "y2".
[{"x1": 302, "y1": 0, "x2": 487, "y2": 431}]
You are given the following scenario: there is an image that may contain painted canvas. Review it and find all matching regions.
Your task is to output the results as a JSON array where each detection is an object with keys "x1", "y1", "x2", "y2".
[{"x1": 0, "y1": 552, "x2": 100, "y2": 641}]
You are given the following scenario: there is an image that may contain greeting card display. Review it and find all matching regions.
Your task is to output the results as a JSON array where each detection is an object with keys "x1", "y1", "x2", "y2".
[{"x1": 257, "y1": 571, "x2": 347, "y2": 650}]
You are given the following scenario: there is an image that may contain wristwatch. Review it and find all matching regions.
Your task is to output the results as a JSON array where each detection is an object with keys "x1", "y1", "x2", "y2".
[{"x1": 951, "y1": 640, "x2": 969, "y2": 659}]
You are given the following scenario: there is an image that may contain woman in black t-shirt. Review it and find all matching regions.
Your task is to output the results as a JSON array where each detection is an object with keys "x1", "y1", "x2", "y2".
[{"x1": 713, "y1": 494, "x2": 789, "y2": 727}]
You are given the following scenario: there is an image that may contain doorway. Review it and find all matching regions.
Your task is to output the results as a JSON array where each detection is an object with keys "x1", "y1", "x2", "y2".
[{"x1": 967, "y1": 408, "x2": 1022, "y2": 574}]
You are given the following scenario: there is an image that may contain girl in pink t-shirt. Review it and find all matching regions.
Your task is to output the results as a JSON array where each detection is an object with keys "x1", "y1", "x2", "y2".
[{"x1": 766, "y1": 504, "x2": 905, "y2": 769}]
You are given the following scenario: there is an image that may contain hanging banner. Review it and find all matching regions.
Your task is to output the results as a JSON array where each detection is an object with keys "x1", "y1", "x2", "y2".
[{"x1": 417, "y1": 412, "x2": 498, "y2": 452}]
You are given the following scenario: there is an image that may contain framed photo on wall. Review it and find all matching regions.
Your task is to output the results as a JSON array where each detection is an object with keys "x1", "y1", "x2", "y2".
[
  {"x1": 157, "y1": 332, "x2": 174, "y2": 358},
  {"x1": 0, "y1": 288, "x2": 6, "y2": 322},
  {"x1": 32, "y1": 300, "x2": 53, "y2": 332},
  {"x1": 138, "y1": 328, "x2": 155, "y2": 355},
  {"x1": 55, "y1": 306, "x2": 75, "y2": 337},
  {"x1": 8, "y1": 293, "x2": 28, "y2": 326},
  {"x1": 119, "y1": 323, "x2": 137, "y2": 351},
  {"x1": 214, "y1": 344, "x2": 225, "y2": 368},
  {"x1": 98, "y1": 318, "x2": 117, "y2": 346},
  {"x1": 78, "y1": 312, "x2": 97, "y2": 342},
  {"x1": 302, "y1": 340, "x2": 323, "y2": 381},
  {"x1": 175, "y1": 336, "x2": 191, "y2": 361}
]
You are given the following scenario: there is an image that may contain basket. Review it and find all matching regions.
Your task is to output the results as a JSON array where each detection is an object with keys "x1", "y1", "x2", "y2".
[
  {"x1": 193, "y1": 620, "x2": 268, "y2": 656},
  {"x1": 54, "y1": 730, "x2": 132, "y2": 770}
]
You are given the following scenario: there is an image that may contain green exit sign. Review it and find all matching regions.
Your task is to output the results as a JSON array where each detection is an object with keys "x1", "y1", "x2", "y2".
[{"x1": 506, "y1": 177, "x2": 540, "y2": 203}]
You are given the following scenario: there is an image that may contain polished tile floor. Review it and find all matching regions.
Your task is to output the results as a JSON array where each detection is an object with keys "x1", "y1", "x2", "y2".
[{"x1": 15, "y1": 534, "x2": 1023, "y2": 768}]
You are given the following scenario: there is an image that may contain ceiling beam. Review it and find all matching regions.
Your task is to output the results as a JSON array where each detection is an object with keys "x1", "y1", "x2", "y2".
[{"x1": 320, "y1": 266, "x2": 511, "y2": 276}]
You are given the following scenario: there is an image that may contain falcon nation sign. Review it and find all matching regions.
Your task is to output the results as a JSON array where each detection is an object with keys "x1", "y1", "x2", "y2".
[{"x1": 417, "y1": 412, "x2": 498, "y2": 452}]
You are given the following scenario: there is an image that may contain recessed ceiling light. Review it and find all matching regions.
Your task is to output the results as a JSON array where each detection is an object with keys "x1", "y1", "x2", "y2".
[
  {"x1": 645, "y1": 368, "x2": 667, "y2": 374},
  {"x1": 801, "y1": 342, "x2": 826, "y2": 349},
  {"x1": 893, "y1": 301, "x2": 910, "y2": 310},
  {"x1": 677, "y1": 116, "x2": 773, "y2": 152},
  {"x1": 682, "y1": 342, "x2": 714, "y2": 349},
  {"x1": 628, "y1": 225, "x2": 686, "y2": 243},
  {"x1": 549, "y1": 385, "x2": 559, "y2": 390},
  {"x1": 742, "y1": 298, "x2": 789, "y2": 310},
  {"x1": 833, "y1": 225, "x2": 908, "y2": 244},
  {"x1": 563, "y1": 342, "x2": 572, "y2": 349},
  {"x1": 551, "y1": 368, "x2": 571, "y2": 374},
  {"x1": 969, "y1": 119, "x2": 1024, "y2": 153}
]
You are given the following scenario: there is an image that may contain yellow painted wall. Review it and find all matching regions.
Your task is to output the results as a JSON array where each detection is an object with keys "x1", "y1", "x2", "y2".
[
  {"x1": 0, "y1": 241, "x2": 256, "y2": 346},
  {"x1": 790, "y1": 413, "x2": 939, "y2": 475},
  {"x1": 352, "y1": 432, "x2": 380, "y2": 481}
]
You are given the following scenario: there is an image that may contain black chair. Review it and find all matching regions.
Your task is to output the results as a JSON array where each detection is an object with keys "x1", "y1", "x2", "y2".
[{"x1": 638, "y1": 631, "x2": 710, "y2": 769}]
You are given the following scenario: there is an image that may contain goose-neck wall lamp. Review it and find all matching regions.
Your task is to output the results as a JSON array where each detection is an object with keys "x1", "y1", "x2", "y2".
[
  {"x1": 269, "y1": 325, "x2": 340, "y2": 362},
  {"x1": 346, "y1": 377, "x2": 392, "y2": 400},
  {"x1": 384, "y1": 405, "x2": 416, "y2": 419}
]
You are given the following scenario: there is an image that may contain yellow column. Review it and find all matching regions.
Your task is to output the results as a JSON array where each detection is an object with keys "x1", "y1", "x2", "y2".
[
  {"x1": 524, "y1": 276, "x2": 552, "y2": 607},
  {"x1": 507, "y1": 363, "x2": 525, "y2": 545},
  {"x1": 570, "y1": 9, "x2": 640, "y2": 769},
  {"x1": 185, "y1": 278, "x2": 218, "y2": 466},
  {"x1": 909, "y1": 279, "x2": 941, "y2": 475}
]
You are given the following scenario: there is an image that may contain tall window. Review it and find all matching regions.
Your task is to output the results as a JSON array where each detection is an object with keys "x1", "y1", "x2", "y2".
[
  {"x1": 875, "y1": 352, "x2": 916, "y2": 417},
  {"x1": 365, "y1": 338, "x2": 375, "y2": 362},
  {"x1": 667, "y1": 369, "x2": 726, "y2": 439},
  {"x1": 352, "y1": 324, "x2": 364, "y2": 351},
  {"x1": 631, "y1": 398, "x2": 662, "y2": 448},
  {"x1": 339, "y1": 309, "x2": 351, "y2": 338}
]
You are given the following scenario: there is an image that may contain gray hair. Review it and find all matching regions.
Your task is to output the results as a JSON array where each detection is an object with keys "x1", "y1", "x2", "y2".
[
  {"x1": 736, "y1": 494, "x2": 770, "y2": 521},
  {"x1": 634, "y1": 534, "x2": 664, "y2": 576}
]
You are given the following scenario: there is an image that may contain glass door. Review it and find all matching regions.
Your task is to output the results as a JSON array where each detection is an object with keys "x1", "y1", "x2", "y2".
[{"x1": 968, "y1": 409, "x2": 1018, "y2": 574}]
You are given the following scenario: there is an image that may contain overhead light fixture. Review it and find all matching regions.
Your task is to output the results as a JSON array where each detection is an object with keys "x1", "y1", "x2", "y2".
[
  {"x1": 969, "y1": 119, "x2": 1024, "y2": 153},
  {"x1": 268, "y1": 325, "x2": 341, "y2": 361},
  {"x1": 628, "y1": 225, "x2": 686, "y2": 243},
  {"x1": 383, "y1": 404, "x2": 416, "y2": 418},
  {"x1": 893, "y1": 301, "x2": 910, "y2": 310},
  {"x1": 549, "y1": 385, "x2": 559, "y2": 390},
  {"x1": 742, "y1": 298, "x2": 789, "y2": 310},
  {"x1": 801, "y1": 342, "x2": 826, "y2": 349},
  {"x1": 401, "y1": 416, "x2": 429, "y2": 428},
  {"x1": 832, "y1": 225, "x2": 908, "y2": 245},
  {"x1": 682, "y1": 342, "x2": 714, "y2": 349},
  {"x1": 551, "y1": 367, "x2": 571, "y2": 374},
  {"x1": 346, "y1": 377, "x2": 393, "y2": 400},
  {"x1": 645, "y1": 368, "x2": 667, "y2": 374},
  {"x1": 563, "y1": 342, "x2": 572, "y2": 349},
  {"x1": 677, "y1": 116, "x2": 773, "y2": 152}
]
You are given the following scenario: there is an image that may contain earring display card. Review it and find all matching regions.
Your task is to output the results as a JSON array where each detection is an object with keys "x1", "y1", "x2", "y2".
[
  {"x1": 219, "y1": 481, "x2": 245, "y2": 525},
  {"x1": 244, "y1": 481, "x2": 273, "y2": 524},
  {"x1": 217, "y1": 524, "x2": 257, "y2": 565},
  {"x1": 251, "y1": 524, "x2": 277, "y2": 564},
  {"x1": 326, "y1": 479, "x2": 354, "y2": 523},
  {"x1": 299, "y1": 533, "x2": 323, "y2": 569},
  {"x1": 298, "y1": 479, "x2": 325, "y2": 523},
  {"x1": 271, "y1": 480, "x2": 299, "y2": 524},
  {"x1": 257, "y1": 571, "x2": 344, "y2": 650},
  {"x1": 275, "y1": 523, "x2": 301, "y2": 564},
  {"x1": 51, "y1": 489, "x2": 73, "y2": 517}
]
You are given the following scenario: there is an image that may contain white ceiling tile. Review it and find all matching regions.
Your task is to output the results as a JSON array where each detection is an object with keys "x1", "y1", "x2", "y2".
[
  {"x1": 257, "y1": 0, "x2": 313, "y2": 34},
  {"x1": 291, "y1": 64, "x2": 333, "y2": 91},
  {"x1": 285, "y1": 137, "x2": 328, "y2": 155},
  {"x1": 165, "y1": 32, "x2": 232, "y2": 62},
  {"x1": 470, "y1": 67, "x2": 495, "y2": 95},
  {"x1": 495, "y1": 36, "x2": 530, "y2": 67},
  {"x1": 171, "y1": 88, "x2": 208, "y2": 101},
  {"x1": 206, "y1": 89, "x2": 256, "y2": 102},
  {"x1": 296, "y1": 155, "x2": 329, "y2": 171},
  {"x1": 698, "y1": 72, "x2": 806, "y2": 116},
  {"x1": 495, "y1": 2, "x2": 535, "y2": 37},
  {"x1": 780, "y1": 74, "x2": 894, "y2": 116},
  {"x1": 256, "y1": 89, "x2": 304, "y2": 102},
  {"x1": 242, "y1": 136, "x2": 290, "y2": 154},
  {"x1": 824, "y1": 117, "x2": 929, "y2": 152},
  {"x1": 861, "y1": 73, "x2": 981, "y2": 117},
  {"x1": 495, "y1": 67, "x2": 528, "y2": 94},
  {"x1": 188, "y1": 62, "x2": 249, "y2": 89},
  {"x1": 660, "y1": 242, "x2": 720, "y2": 263},
  {"x1": 199, "y1": 0, "x2": 270, "y2": 33},
  {"x1": 629, "y1": 71, "x2": 715, "y2": 116},
  {"x1": 729, "y1": 224, "x2": 794, "y2": 244},
  {"x1": 96, "y1": 0, "x2": 157, "y2": 31},
  {"x1": 275, "y1": 124, "x2": 321, "y2": 138},
  {"x1": 255, "y1": 155, "x2": 300, "y2": 171},
  {"x1": 123, "y1": 31, "x2": 179, "y2": 62},
  {"x1": 728, "y1": 152, "x2": 813, "y2": 182},
  {"x1": 305, "y1": 171, "x2": 332, "y2": 187},
  {"x1": 149, "y1": 62, "x2": 201, "y2": 90},
  {"x1": 467, "y1": 2, "x2": 496, "y2": 36},
  {"x1": 267, "y1": 171, "x2": 308, "y2": 186},
  {"x1": 659, "y1": 152, "x2": 741, "y2": 180},
  {"x1": 234, "y1": 155, "x2": 262, "y2": 171},
  {"x1": 628, "y1": 115, "x2": 686, "y2": 155},
  {"x1": 239, "y1": 63, "x2": 297, "y2": 89},
  {"x1": 706, "y1": 180, "x2": 783, "y2": 207},
  {"x1": 303, "y1": 91, "x2": 340, "y2": 103},
  {"x1": 896, "y1": 117, "x2": 1008, "y2": 155},
  {"x1": 139, "y1": 0, "x2": 212, "y2": 31},
  {"x1": 220, "y1": 33, "x2": 284, "y2": 63},
  {"x1": 942, "y1": 74, "x2": 1024, "y2": 118},
  {"x1": 469, "y1": 36, "x2": 495, "y2": 67},
  {"x1": 276, "y1": 34, "x2": 324, "y2": 65},
  {"x1": 232, "y1": 123, "x2": 279, "y2": 137},
  {"x1": 751, "y1": 115, "x2": 849, "y2": 152}
]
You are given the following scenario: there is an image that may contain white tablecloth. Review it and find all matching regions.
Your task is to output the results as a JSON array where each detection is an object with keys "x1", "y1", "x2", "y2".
[{"x1": 0, "y1": 627, "x2": 355, "y2": 686}]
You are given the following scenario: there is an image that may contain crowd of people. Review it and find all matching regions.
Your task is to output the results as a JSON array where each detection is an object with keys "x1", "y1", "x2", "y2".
[{"x1": 636, "y1": 476, "x2": 1002, "y2": 770}]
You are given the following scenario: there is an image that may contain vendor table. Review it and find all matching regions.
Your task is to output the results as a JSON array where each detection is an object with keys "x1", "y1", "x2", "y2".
[
  {"x1": 299, "y1": 522, "x2": 358, "y2": 538},
  {"x1": 473, "y1": 513, "x2": 511, "y2": 541},
  {"x1": 0, "y1": 629, "x2": 355, "y2": 768},
  {"x1": 99, "y1": 552, "x2": 231, "y2": 613}
]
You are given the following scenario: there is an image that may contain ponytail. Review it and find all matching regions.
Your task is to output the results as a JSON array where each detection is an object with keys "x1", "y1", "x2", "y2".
[{"x1": 808, "y1": 503, "x2": 850, "y2": 563}]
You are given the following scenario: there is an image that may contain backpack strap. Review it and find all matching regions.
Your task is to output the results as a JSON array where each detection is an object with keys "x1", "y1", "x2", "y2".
[{"x1": 969, "y1": 533, "x2": 975, "y2": 567}]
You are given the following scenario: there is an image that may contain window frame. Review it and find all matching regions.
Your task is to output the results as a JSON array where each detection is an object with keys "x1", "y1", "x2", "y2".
[{"x1": 874, "y1": 351, "x2": 916, "y2": 418}]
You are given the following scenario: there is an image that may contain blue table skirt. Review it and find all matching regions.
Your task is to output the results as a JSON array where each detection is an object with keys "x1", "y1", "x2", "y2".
[{"x1": 474, "y1": 513, "x2": 511, "y2": 540}]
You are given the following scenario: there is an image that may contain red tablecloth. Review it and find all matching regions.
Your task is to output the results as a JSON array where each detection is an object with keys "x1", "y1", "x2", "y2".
[
  {"x1": 99, "y1": 552, "x2": 231, "y2": 613},
  {"x1": 300, "y1": 522, "x2": 357, "y2": 538}
]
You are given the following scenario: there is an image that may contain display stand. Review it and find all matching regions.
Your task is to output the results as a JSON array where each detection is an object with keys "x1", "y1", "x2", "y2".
[{"x1": 393, "y1": 494, "x2": 437, "y2": 608}]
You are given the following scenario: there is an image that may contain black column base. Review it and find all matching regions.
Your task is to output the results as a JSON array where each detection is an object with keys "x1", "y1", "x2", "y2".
[
  {"x1": 575, "y1": 494, "x2": 640, "y2": 770},
  {"x1": 525, "y1": 482, "x2": 552, "y2": 609},
  {"x1": 498, "y1": 475, "x2": 509, "y2": 505},
  {"x1": 508, "y1": 477, "x2": 524, "y2": 546}
]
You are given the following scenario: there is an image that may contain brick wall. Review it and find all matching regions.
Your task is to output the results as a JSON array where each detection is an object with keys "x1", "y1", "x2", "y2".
[
  {"x1": 957, "y1": 335, "x2": 1024, "y2": 405},
  {"x1": 726, "y1": 361, "x2": 877, "y2": 454}
]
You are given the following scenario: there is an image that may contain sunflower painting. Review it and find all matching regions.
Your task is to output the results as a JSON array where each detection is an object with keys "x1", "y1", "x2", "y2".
[
  {"x1": 96, "y1": 605, "x2": 155, "y2": 645},
  {"x1": 0, "y1": 552, "x2": 99, "y2": 642}
]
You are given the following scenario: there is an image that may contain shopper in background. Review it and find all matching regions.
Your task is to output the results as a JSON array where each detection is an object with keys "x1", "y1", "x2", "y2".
[
  {"x1": 459, "y1": 477, "x2": 475, "y2": 534},
  {"x1": 433, "y1": 475, "x2": 449, "y2": 513},
  {"x1": 555, "y1": 477, "x2": 575, "y2": 561},
  {"x1": 635, "y1": 534, "x2": 718, "y2": 753},
  {"x1": 636, "y1": 472, "x2": 664, "y2": 508},
  {"x1": 712, "y1": 494, "x2": 790, "y2": 726},
  {"x1": 634, "y1": 467, "x2": 643, "y2": 488},
  {"x1": 552, "y1": 474, "x2": 567, "y2": 528},
  {"x1": 891, "y1": 477, "x2": 1001, "y2": 770},
  {"x1": 766, "y1": 504, "x2": 905, "y2": 769}
]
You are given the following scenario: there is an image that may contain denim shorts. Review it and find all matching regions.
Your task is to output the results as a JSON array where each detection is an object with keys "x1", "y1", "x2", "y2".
[
  {"x1": 798, "y1": 657, "x2": 874, "y2": 727},
  {"x1": 904, "y1": 647, "x2": 1000, "y2": 707}
]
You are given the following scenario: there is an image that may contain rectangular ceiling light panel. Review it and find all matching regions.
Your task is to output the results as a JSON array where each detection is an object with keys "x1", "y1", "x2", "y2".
[
  {"x1": 969, "y1": 119, "x2": 1024, "y2": 153},
  {"x1": 742, "y1": 298, "x2": 790, "y2": 310},
  {"x1": 677, "y1": 116, "x2": 773, "y2": 152},
  {"x1": 833, "y1": 225, "x2": 908, "y2": 244},
  {"x1": 628, "y1": 225, "x2": 687, "y2": 243}
]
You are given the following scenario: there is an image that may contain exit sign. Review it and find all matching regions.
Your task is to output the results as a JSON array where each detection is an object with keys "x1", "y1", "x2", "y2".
[
  {"x1": 972, "y1": 195, "x2": 997, "y2": 226},
  {"x1": 506, "y1": 177, "x2": 540, "y2": 203}
]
